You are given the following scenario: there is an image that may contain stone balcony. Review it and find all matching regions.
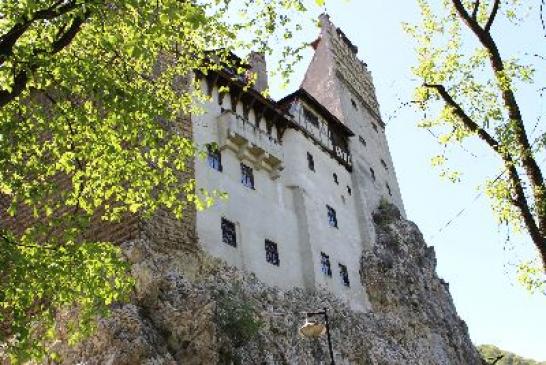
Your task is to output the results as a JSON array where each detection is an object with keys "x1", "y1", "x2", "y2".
[{"x1": 217, "y1": 110, "x2": 284, "y2": 177}]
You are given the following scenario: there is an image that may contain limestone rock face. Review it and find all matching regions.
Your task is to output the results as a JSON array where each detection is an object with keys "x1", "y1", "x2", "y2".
[
  {"x1": 60, "y1": 205, "x2": 482, "y2": 365},
  {"x1": 362, "y1": 203, "x2": 482, "y2": 364}
]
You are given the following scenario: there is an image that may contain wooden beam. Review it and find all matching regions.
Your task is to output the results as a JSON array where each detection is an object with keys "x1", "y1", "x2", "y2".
[{"x1": 230, "y1": 86, "x2": 243, "y2": 113}]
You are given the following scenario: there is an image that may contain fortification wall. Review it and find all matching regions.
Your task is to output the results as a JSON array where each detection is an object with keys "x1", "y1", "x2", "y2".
[{"x1": 58, "y1": 204, "x2": 482, "y2": 365}]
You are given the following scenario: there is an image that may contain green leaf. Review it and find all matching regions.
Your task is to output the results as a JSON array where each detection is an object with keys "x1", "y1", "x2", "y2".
[{"x1": 0, "y1": 0, "x2": 321, "y2": 361}]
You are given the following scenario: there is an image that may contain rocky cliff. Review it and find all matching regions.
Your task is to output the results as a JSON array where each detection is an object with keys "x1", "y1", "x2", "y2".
[{"x1": 58, "y1": 203, "x2": 482, "y2": 364}]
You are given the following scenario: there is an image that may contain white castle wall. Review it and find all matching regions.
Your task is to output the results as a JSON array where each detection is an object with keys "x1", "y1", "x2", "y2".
[
  {"x1": 192, "y1": 85, "x2": 303, "y2": 291},
  {"x1": 301, "y1": 14, "x2": 406, "y2": 253},
  {"x1": 190, "y1": 16, "x2": 405, "y2": 312},
  {"x1": 192, "y1": 81, "x2": 370, "y2": 311},
  {"x1": 301, "y1": 14, "x2": 405, "y2": 213}
]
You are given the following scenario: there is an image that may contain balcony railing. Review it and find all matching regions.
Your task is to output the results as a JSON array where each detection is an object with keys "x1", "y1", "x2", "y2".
[
  {"x1": 217, "y1": 110, "x2": 283, "y2": 174},
  {"x1": 293, "y1": 114, "x2": 352, "y2": 168},
  {"x1": 334, "y1": 145, "x2": 352, "y2": 167}
]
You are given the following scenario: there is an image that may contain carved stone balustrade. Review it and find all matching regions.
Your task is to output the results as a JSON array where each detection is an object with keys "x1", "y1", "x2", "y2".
[{"x1": 217, "y1": 110, "x2": 284, "y2": 178}]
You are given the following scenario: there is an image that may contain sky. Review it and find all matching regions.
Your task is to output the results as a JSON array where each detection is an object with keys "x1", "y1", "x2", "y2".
[{"x1": 267, "y1": 0, "x2": 546, "y2": 361}]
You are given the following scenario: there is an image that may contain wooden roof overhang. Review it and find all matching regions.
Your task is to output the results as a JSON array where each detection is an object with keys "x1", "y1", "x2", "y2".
[
  {"x1": 277, "y1": 88, "x2": 355, "y2": 138},
  {"x1": 277, "y1": 89, "x2": 354, "y2": 171},
  {"x1": 195, "y1": 68, "x2": 294, "y2": 141}
]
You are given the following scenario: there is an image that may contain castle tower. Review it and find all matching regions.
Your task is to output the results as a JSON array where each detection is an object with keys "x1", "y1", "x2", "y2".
[
  {"x1": 188, "y1": 15, "x2": 407, "y2": 312},
  {"x1": 301, "y1": 14, "x2": 406, "y2": 248}
]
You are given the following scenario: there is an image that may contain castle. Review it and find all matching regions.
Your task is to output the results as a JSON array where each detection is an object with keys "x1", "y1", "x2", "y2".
[
  {"x1": 192, "y1": 14, "x2": 405, "y2": 311},
  {"x1": 1, "y1": 13, "x2": 488, "y2": 365}
]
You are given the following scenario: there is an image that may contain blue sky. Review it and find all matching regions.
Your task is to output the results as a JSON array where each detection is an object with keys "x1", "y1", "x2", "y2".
[{"x1": 267, "y1": 0, "x2": 546, "y2": 361}]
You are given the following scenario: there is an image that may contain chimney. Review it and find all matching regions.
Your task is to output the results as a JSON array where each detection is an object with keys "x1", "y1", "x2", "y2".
[{"x1": 248, "y1": 51, "x2": 269, "y2": 94}]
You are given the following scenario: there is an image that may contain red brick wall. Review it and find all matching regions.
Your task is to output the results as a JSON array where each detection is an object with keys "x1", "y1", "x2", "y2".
[{"x1": 1, "y1": 78, "x2": 197, "y2": 249}]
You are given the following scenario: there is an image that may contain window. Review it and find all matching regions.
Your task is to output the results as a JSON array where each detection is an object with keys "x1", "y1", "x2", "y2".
[
  {"x1": 307, "y1": 152, "x2": 315, "y2": 172},
  {"x1": 333, "y1": 173, "x2": 338, "y2": 185},
  {"x1": 339, "y1": 264, "x2": 350, "y2": 287},
  {"x1": 381, "y1": 159, "x2": 388, "y2": 171},
  {"x1": 221, "y1": 218, "x2": 236, "y2": 247},
  {"x1": 347, "y1": 186, "x2": 352, "y2": 196},
  {"x1": 327, "y1": 205, "x2": 338, "y2": 228},
  {"x1": 359, "y1": 135, "x2": 367, "y2": 147},
  {"x1": 303, "y1": 107, "x2": 319, "y2": 127},
  {"x1": 372, "y1": 123, "x2": 379, "y2": 133},
  {"x1": 386, "y1": 183, "x2": 392, "y2": 196},
  {"x1": 240, "y1": 163, "x2": 255, "y2": 189},
  {"x1": 370, "y1": 167, "x2": 376, "y2": 181},
  {"x1": 320, "y1": 252, "x2": 332, "y2": 277},
  {"x1": 351, "y1": 99, "x2": 358, "y2": 109},
  {"x1": 265, "y1": 240, "x2": 280, "y2": 266},
  {"x1": 206, "y1": 144, "x2": 222, "y2": 172}
]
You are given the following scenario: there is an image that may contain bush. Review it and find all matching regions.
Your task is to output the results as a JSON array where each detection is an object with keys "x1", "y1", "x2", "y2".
[
  {"x1": 216, "y1": 288, "x2": 263, "y2": 349},
  {"x1": 373, "y1": 198, "x2": 401, "y2": 228}
]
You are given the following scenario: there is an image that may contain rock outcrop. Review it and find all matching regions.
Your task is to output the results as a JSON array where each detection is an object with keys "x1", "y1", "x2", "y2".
[
  {"x1": 59, "y1": 203, "x2": 482, "y2": 364},
  {"x1": 362, "y1": 202, "x2": 481, "y2": 364}
]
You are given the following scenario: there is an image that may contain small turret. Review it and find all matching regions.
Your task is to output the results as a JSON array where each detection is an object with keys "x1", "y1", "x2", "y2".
[{"x1": 248, "y1": 51, "x2": 269, "y2": 94}]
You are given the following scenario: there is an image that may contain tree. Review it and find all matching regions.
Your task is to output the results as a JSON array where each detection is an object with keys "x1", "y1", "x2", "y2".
[
  {"x1": 478, "y1": 344, "x2": 546, "y2": 365},
  {"x1": 0, "y1": 0, "x2": 317, "y2": 362},
  {"x1": 406, "y1": 1, "x2": 546, "y2": 275}
]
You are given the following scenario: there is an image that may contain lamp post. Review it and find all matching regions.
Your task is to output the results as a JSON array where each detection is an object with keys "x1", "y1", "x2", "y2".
[{"x1": 299, "y1": 308, "x2": 335, "y2": 365}]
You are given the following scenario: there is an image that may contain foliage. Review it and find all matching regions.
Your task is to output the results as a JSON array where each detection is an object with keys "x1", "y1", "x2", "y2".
[
  {"x1": 479, "y1": 344, "x2": 546, "y2": 365},
  {"x1": 0, "y1": 231, "x2": 133, "y2": 363},
  {"x1": 0, "y1": 0, "x2": 319, "y2": 362},
  {"x1": 516, "y1": 260, "x2": 546, "y2": 295},
  {"x1": 405, "y1": 1, "x2": 546, "y2": 276},
  {"x1": 373, "y1": 198, "x2": 402, "y2": 228},
  {"x1": 216, "y1": 287, "x2": 263, "y2": 349}
]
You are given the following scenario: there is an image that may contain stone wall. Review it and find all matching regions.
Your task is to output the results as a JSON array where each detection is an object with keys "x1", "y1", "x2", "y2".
[
  {"x1": 0, "y1": 99, "x2": 196, "y2": 250},
  {"x1": 139, "y1": 113, "x2": 198, "y2": 252},
  {"x1": 58, "y1": 203, "x2": 482, "y2": 365},
  {"x1": 0, "y1": 173, "x2": 141, "y2": 245}
]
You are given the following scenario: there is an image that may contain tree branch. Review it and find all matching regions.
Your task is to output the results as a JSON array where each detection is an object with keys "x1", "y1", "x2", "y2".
[
  {"x1": 451, "y1": 0, "x2": 546, "y2": 247},
  {"x1": 425, "y1": 83, "x2": 546, "y2": 269},
  {"x1": 0, "y1": 11, "x2": 89, "y2": 110},
  {"x1": 0, "y1": 0, "x2": 80, "y2": 65},
  {"x1": 1, "y1": 230, "x2": 58, "y2": 251},
  {"x1": 485, "y1": 0, "x2": 500, "y2": 32},
  {"x1": 490, "y1": 355, "x2": 504, "y2": 365},
  {"x1": 0, "y1": 70, "x2": 32, "y2": 110},
  {"x1": 472, "y1": 0, "x2": 481, "y2": 20},
  {"x1": 541, "y1": 0, "x2": 546, "y2": 38},
  {"x1": 424, "y1": 84, "x2": 499, "y2": 149},
  {"x1": 51, "y1": 12, "x2": 88, "y2": 53}
]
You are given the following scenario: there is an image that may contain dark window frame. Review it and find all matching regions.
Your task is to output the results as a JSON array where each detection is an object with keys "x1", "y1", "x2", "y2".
[
  {"x1": 303, "y1": 107, "x2": 319, "y2": 128},
  {"x1": 265, "y1": 239, "x2": 280, "y2": 266},
  {"x1": 206, "y1": 144, "x2": 223, "y2": 172},
  {"x1": 307, "y1": 152, "x2": 315, "y2": 172},
  {"x1": 221, "y1": 218, "x2": 237, "y2": 247},
  {"x1": 320, "y1": 252, "x2": 332, "y2": 277},
  {"x1": 327, "y1": 205, "x2": 338, "y2": 228},
  {"x1": 359, "y1": 135, "x2": 367, "y2": 146},
  {"x1": 240, "y1": 162, "x2": 255, "y2": 189},
  {"x1": 339, "y1": 263, "x2": 350, "y2": 287}
]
